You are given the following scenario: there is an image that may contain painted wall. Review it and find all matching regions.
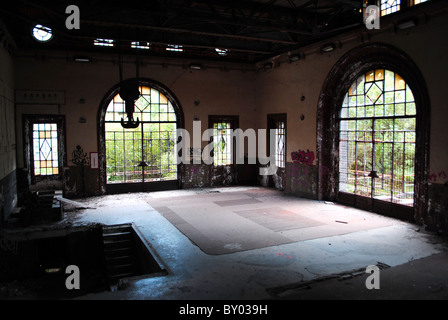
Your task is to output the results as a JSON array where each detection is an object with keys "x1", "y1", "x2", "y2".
[
  {"x1": 14, "y1": 53, "x2": 257, "y2": 195},
  {"x1": 0, "y1": 43, "x2": 16, "y2": 226}
]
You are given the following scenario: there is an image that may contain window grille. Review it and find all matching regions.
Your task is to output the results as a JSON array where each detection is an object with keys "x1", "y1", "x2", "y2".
[
  {"x1": 105, "y1": 86, "x2": 177, "y2": 184},
  {"x1": 339, "y1": 69, "x2": 416, "y2": 206}
]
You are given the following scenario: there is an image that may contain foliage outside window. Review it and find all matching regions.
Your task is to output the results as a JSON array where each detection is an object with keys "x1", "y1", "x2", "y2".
[
  {"x1": 105, "y1": 86, "x2": 177, "y2": 184},
  {"x1": 339, "y1": 69, "x2": 416, "y2": 206}
]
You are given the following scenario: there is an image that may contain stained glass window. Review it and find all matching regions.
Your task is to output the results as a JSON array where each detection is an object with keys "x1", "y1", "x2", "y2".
[
  {"x1": 212, "y1": 122, "x2": 232, "y2": 166},
  {"x1": 33, "y1": 123, "x2": 59, "y2": 175},
  {"x1": 381, "y1": 0, "x2": 401, "y2": 16},
  {"x1": 275, "y1": 121, "x2": 286, "y2": 168}
]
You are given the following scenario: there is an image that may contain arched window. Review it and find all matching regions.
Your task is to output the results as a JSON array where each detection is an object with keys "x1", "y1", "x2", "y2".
[
  {"x1": 339, "y1": 69, "x2": 416, "y2": 207},
  {"x1": 98, "y1": 79, "x2": 184, "y2": 193},
  {"x1": 317, "y1": 43, "x2": 430, "y2": 223}
]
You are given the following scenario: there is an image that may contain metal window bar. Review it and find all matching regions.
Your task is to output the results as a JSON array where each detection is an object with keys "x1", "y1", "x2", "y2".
[
  {"x1": 339, "y1": 69, "x2": 416, "y2": 207},
  {"x1": 105, "y1": 86, "x2": 177, "y2": 184},
  {"x1": 275, "y1": 121, "x2": 285, "y2": 168},
  {"x1": 213, "y1": 122, "x2": 232, "y2": 166},
  {"x1": 381, "y1": 0, "x2": 401, "y2": 16}
]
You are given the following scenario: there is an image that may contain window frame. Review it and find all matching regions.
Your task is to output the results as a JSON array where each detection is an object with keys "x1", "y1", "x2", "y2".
[
  {"x1": 23, "y1": 115, "x2": 66, "y2": 184},
  {"x1": 338, "y1": 69, "x2": 417, "y2": 207},
  {"x1": 267, "y1": 113, "x2": 287, "y2": 169},
  {"x1": 316, "y1": 43, "x2": 430, "y2": 223},
  {"x1": 98, "y1": 78, "x2": 184, "y2": 194},
  {"x1": 104, "y1": 85, "x2": 178, "y2": 184},
  {"x1": 208, "y1": 115, "x2": 239, "y2": 167},
  {"x1": 379, "y1": 0, "x2": 429, "y2": 16}
]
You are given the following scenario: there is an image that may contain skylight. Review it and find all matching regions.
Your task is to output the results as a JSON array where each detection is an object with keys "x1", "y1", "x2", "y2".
[
  {"x1": 94, "y1": 38, "x2": 114, "y2": 47},
  {"x1": 215, "y1": 48, "x2": 229, "y2": 56},
  {"x1": 131, "y1": 41, "x2": 151, "y2": 49},
  {"x1": 32, "y1": 24, "x2": 53, "y2": 42},
  {"x1": 166, "y1": 44, "x2": 184, "y2": 52}
]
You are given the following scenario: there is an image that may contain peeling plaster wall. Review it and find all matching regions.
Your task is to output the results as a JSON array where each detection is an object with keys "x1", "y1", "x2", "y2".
[{"x1": 0, "y1": 44, "x2": 16, "y2": 226}]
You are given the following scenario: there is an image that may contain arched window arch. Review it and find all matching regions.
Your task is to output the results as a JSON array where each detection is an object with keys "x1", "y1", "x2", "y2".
[
  {"x1": 317, "y1": 43, "x2": 430, "y2": 223},
  {"x1": 339, "y1": 69, "x2": 416, "y2": 206},
  {"x1": 98, "y1": 78, "x2": 184, "y2": 194}
]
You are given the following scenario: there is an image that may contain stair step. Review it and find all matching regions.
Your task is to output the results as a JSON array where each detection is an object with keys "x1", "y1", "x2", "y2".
[
  {"x1": 103, "y1": 225, "x2": 133, "y2": 234},
  {"x1": 107, "y1": 262, "x2": 136, "y2": 269},
  {"x1": 106, "y1": 264, "x2": 138, "y2": 278},
  {"x1": 102, "y1": 224, "x2": 141, "y2": 285},
  {"x1": 104, "y1": 246, "x2": 134, "y2": 253},
  {"x1": 103, "y1": 239, "x2": 133, "y2": 249},
  {"x1": 105, "y1": 256, "x2": 136, "y2": 266},
  {"x1": 108, "y1": 272, "x2": 137, "y2": 280},
  {"x1": 103, "y1": 231, "x2": 132, "y2": 237}
]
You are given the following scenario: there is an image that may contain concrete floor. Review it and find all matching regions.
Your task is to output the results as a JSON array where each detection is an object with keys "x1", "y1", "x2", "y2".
[{"x1": 61, "y1": 186, "x2": 448, "y2": 300}]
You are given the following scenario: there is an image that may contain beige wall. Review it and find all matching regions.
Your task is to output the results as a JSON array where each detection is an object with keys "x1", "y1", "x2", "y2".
[{"x1": 14, "y1": 54, "x2": 257, "y2": 168}]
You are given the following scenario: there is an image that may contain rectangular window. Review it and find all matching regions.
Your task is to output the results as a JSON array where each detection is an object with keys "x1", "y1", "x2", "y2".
[
  {"x1": 209, "y1": 116, "x2": 238, "y2": 166},
  {"x1": 275, "y1": 121, "x2": 286, "y2": 168},
  {"x1": 212, "y1": 122, "x2": 232, "y2": 166},
  {"x1": 24, "y1": 115, "x2": 65, "y2": 184},
  {"x1": 32, "y1": 123, "x2": 59, "y2": 176},
  {"x1": 268, "y1": 114, "x2": 286, "y2": 169}
]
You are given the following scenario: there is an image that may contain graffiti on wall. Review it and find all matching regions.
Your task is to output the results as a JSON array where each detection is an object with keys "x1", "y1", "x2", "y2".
[
  {"x1": 291, "y1": 149, "x2": 315, "y2": 166},
  {"x1": 429, "y1": 170, "x2": 447, "y2": 183}
]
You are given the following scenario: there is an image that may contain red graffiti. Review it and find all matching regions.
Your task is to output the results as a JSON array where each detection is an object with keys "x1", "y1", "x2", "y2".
[
  {"x1": 276, "y1": 252, "x2": 294, "y2": 259},
  {"x1": 291, "y1": 149, "x2": 315, "y2": 165},
  {"x1": 429, "y1": 170, "x2": 447, "y2": 183}
]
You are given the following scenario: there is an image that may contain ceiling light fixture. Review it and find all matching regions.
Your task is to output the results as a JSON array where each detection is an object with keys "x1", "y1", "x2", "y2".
[
  {"x1": 289, "y1": 54, "x2": 301, "y2": 62},
  {"x1": 321, "y1": 44, "x2": 335, "y2": 53},
  {"x1": 166, "y1": 44, "x2": 184, "y2": 52},
  {"x1": 94, "y1": 38, "x2": 114, "y2": 47},
  {"x1": 263, "y1": 62, "x2": 274, "y2": 70},
  {"x1": 215, "y1": 48, "x2": 229, "y2": 56},
  {"x1": 397, "y1": 19, "x2": 417, "y2": 30},
  {"x1": 73, "y1": 55, "x2": 91, "y2": 63},
  {"x1": 189, "y1": 63, "x2": 202, "y2": 70},
  {"x1": 131, "y1": 41, "x2": 151, "y2": 49}
]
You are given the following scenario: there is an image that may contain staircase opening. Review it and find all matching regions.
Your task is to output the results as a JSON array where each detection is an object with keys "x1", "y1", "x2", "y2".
[
  {"x1": 102, "y1": 223, "x2": 167, "y2": 288},
  {"x1": 0, "y1": 223, "x2": 167, "y2": 298}
]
